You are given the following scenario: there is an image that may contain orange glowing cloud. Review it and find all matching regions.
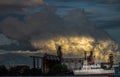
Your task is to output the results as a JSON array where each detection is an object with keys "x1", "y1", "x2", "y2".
[{"x1": 31, "y1": 35, "x2": 118, "y2": 62}]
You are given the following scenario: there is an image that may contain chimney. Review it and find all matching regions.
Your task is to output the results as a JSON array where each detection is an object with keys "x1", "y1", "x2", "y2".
[
  {"x1": 84, "y1": 51, "x2": 87, "y2": 60},
  {"x1": 109, "y1": 54, "x2": 113, "y2": 64},
  {"x1": 57, "y1": 46, "x2": 63, "y2": 62}
]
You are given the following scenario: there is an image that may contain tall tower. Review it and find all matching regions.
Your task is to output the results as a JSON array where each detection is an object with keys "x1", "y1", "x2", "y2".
[
  {"x1": 87, "y1": 51, "x2": 94, "y2": 65},
  {"x1": 109, "y1": 54, "x2": 113, "y2": 64},
  {"x1": 108, "y1": 54, "x2": 114, "y2": 69},
  {"x1": 90, "y1": 51, "x2": 93, "y2": 57},
  {"x1": 57, "y1": 46, "x2": 63, "y2": 63},
  {"x1": 84, "y1": 51, "x2": 87, "y2": 60}
]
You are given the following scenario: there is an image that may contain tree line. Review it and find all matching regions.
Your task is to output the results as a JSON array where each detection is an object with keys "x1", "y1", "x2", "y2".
[
  {"x1": 0, "y1": 65, "x2": 42, "y2": 76},
  {"x1": 0, "y1": 64, "x2": 73, "y2": 76}
]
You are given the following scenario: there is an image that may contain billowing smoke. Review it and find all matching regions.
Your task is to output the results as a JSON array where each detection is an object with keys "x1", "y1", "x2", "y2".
[{"x1": 0, "y1": 8, "x2": 119, "y2": 62}]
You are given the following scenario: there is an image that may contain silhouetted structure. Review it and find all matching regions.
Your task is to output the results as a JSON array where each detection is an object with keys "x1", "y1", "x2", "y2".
[
  {"x1": 30, "y1": 56, "x2": 41, "y2": 69},
  {"x1": 0, "y1": 65, "x2": 8, "y2": 76},
  {"x1": 84, "y1": 51, "x2": 87, "y2": 60},
  {"x1": 87, "y1": 51, "x2": 94, "y2": 65},
  {"x1": 42, "y1": 46, "x2": 63, "y2": 74},
  {"x1": 57, "y1": 46, "x2": 63, "y2": 62},
  {"x1": 30, "y1": 46, "x2": 83, "y2": 73},
  {"x1": 8, "y1": 65, "x2": 30, "y2": 76},
  {"x1": 108, "y1": 54, "x2": 114, "y2": 69}
]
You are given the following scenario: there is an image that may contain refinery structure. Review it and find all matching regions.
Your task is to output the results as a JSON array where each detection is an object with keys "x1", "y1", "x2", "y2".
[{"x1": 30, "y1": 45, "x2": 119, "y2": 76}]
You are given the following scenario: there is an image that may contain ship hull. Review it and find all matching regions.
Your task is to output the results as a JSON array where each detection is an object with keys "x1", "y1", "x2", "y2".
[
  {"x1": 73, "y1": 70, "x2": 115, "y2": 76},
  {"x1": 74, "y1": 73, "x2": 114, "y2": 76}
]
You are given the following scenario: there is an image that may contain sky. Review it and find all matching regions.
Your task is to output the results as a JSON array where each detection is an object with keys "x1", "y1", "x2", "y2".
[{"x1": 0, "y1": 0, "x2": 120, "y2": 65}]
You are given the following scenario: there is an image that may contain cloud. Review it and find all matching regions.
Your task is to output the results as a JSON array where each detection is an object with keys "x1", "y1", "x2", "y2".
[
  {"x1": 50, "y1": 0, "x2": 83, "y2": 2},
  {"x1": 107, "y1": 0, "x2": 120, "y2": 4},
  {"x1": 0, "y1": 34, "x2": 17, "y2": 45},
  {"x1": 0, "y1": 0, "x2": 44, "y2": 6},
  {"x1": 94, "y1": 15, "x2": 120, "y2": 30},
  {"x1": 0, "y1": 8, "x2": 116, "y2": 44},
  {"x1": 0, "y1": 41, "x2": 38, "y2": 51},
  {"x1": 0, "y1": 9, "x2": 63, "y2": 40},
  {"x1": 0, "y1": 53, "x2": 32, "y2": 67},
  {"x1": 52, "y1": 0, "x2": 120, "y2": 4},
  {"x1": 0, "y1": 8, "x2": 110, "y2": 41},
  {"x1": 0, "y1": 34, "x2": 38, "y2": 51},
  {"x1": 0, "y1": 8, "x2": 119, "y2": 62},
  {"x1": 0, "y1": 0, "x2": 45, "y2": 14},
  {"x1": 106, "y1": 29, "x2": 120, "y2": 44}
]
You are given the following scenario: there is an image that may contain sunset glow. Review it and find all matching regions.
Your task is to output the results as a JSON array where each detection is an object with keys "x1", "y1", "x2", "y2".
[{"x1": 32, "y1": 36, "x2": 118, "y2": 62}]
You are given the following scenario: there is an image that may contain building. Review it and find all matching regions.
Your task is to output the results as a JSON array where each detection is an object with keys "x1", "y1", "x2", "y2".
[
  {"x1": 30, "y1": 46, "x2": 84, "y2": 73},
  {"x1": 42, "y1": 46, "x2": 63, "y2": 73}
]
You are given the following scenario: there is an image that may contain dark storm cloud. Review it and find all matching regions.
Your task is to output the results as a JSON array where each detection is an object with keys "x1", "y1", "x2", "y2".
[
  {"x1": 0, "y1": 0, "x2": 45, "y2": 14},
  {"x1": 57, "y1": 0, "x2": 120, "y2": 4},
  {"x1": 106, "y1": 0, "x2": 120, "y2": 4},
  {"x1": 0, "y1": 0, "x2": 119, "y2": 51},
  {"x1": 0, "y1": 0, "x2": 44, "y2": 6},
  {"x1": 54, "y1": 5, "x2": 72, "y2": 8},
  {"x1": 83, "y1": 0, "x2": 120, "y2": 4},
  {"x1": 0, "y1": 34, "x2": 17, "y2": 46},
  {"x1": 106, "y1": 28, "x2": 120, "y2": 46},
  {"x1": 0, "y1": 41, "x2": 38, "y2": 51},
  {"x1": 0, "y1": 8, "x2": 112, "y2": 42},
  {"x1": 47, "y1": 0, "x2": 82, "y2": 2},
  {"x1": 0, "y1": 5, "x2": 27, "y2": 14},
  {"x1": 0, "y1": 8, "x2": 63, "y2": 41},
  {"x1": 0, "y1": 53, "x2": 32, "y2": 66},
  {"x1": 94, "y1": 14, "x2": 120, "y2": 30},
  {"x1": 0, "y1": 34, "x2": 38, "y2": 51},
  {"x1": 96, "y1": 21, "x2": 120, "y2": 30}
]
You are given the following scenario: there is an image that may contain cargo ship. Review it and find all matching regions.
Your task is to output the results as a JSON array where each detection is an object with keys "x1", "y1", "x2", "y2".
[{"x1": 73, "y1": 51, "x2": 115, "y2": 76}]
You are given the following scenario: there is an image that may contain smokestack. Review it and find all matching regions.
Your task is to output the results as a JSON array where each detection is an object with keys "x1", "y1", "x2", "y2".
[
  {"x1": 108, "y1": 54, "x2": 114, "y2": 69},
  {"x1": 57, "y1": 46, "x2": 63, "y2": 62},
  {"x1": 109, "y1": 54, "x2": 113, "y2": 64},
  {"x1": 84, "y1": 51, "x2": 87, "y2": 60},
  {"x1": 90, "y1": 51, "x2": 93, "y2": 59}
]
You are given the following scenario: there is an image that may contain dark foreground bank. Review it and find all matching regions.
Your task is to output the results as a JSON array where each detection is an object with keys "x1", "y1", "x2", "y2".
[{"x1": 0, "y1": 64, "x2": 73, "y2": 76}]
